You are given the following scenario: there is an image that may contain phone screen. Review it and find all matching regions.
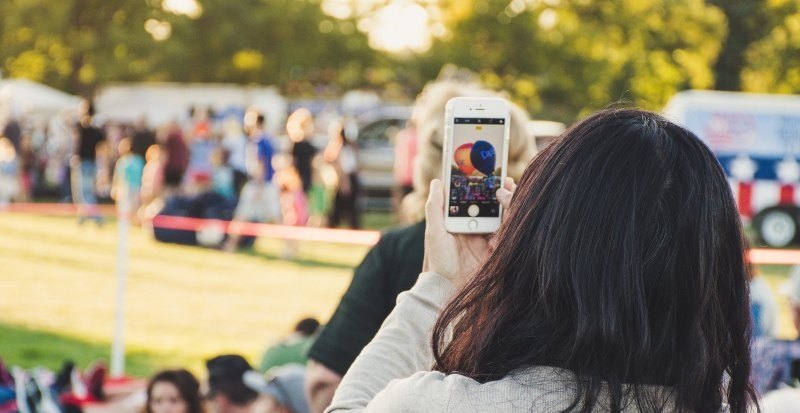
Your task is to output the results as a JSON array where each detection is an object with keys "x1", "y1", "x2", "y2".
[{"x1": 448, "y1": 117, "x2": 505, "y2": 218}]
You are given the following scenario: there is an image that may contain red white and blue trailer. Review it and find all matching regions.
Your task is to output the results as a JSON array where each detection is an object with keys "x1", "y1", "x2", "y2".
[{"x1": 665, "y1": 90, "x2": 800, "y2": 247}]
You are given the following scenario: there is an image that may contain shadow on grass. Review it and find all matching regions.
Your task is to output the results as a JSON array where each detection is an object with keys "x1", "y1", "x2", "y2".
[
  {"x1": 239, "y1": 247, "x2": 357, "y2": 270},
  {"x1": 0, "y1": 323, "x2": 167, "y2": 378}
]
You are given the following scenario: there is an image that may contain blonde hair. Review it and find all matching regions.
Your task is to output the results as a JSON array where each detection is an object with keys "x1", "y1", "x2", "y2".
[{"x1": 401, "y1": 81, "x2": 538, "y2": 222}]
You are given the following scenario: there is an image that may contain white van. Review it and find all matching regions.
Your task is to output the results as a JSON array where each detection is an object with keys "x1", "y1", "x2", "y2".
[{"x1": 664, "y1": 90, "x2": 800, "y2": 247}]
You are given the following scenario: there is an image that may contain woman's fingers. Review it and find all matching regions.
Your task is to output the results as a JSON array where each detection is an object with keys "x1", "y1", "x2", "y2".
[
  {"x1": 503, "y1": 177, "x2": 516, "y2": 192},
  {"x1": 497, "y1": 177, "x2": 516, "y2": 209},
  {"x1": 497, "y1": 188, "x2": 512, "y2": 209}
]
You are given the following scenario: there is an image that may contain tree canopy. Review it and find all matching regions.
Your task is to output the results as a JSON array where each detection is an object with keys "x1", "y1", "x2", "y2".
[{"x1": 1, "y1": 0, "x2": 798, "y2": 123}]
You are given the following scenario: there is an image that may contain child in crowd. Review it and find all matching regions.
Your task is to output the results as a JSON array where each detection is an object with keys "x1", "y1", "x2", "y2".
[
  {"x1": 278, "y1": 167, "x2": 309, "y2": 258},
  {"x1": 0, "y1": 137, "x2": 19, "y2": 207},
  {"x1": 111, "y1": 138, "x2": 145, "y2": 219},
  {"x1": 140, "y1": 144, "x2": 165, "y2": 206},
  {"x1": 279, "y1": 167, "x2": 309, "y2": 228},
  {"x1": 211, "y1": 147, "x2": 236, "y2": 202},
  {"x1": 307, "y1": 154, "x2": 334, "y2": 227},
  {"x1": 95, "y1": 140, "x2": 112, "y2": 200}
]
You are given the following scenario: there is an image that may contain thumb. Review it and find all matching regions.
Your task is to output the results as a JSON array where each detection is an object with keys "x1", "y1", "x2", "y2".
[{"x1": 425, "y1": 179, "x2": 444, "y2": 227}]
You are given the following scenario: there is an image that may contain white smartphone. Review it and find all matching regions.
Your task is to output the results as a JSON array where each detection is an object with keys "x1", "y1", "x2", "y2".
[{"x1": 442, "y1": 97, "x2": 510, "y2": 234}]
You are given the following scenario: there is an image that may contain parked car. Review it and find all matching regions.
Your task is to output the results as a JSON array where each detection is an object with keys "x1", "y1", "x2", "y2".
[
  {"x1": 354, "y1": 105, "x2": 413, "y2": 210},
  {"x1": 665, "y1": 90, "x2": 800, "y2": 247}
]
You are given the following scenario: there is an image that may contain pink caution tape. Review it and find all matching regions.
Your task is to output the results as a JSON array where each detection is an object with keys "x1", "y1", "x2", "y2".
[
  {"x1": 1, "y1": 202, "x2": 380, "y2": 246},
  {"x1": 150, "y1": 215, "x2": 380, "y2": 246},
  {"x1": 11, "y1": 203, "x2": 800, "y2": 255}
]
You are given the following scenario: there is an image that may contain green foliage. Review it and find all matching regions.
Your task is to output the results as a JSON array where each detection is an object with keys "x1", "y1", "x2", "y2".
[
  {"x1": 419, "y1": 0, "x2": 725, "y2": 122},
  {"x1": 0, "y1": 0, "x2": 378, "y2": 95},
  {"x1": 709, "y1": 0, "x2": 776, "y2": 91},
  {"x1": 1, "y1": 0, "x2": 798, "y2": 121},
  {"x1": 742, "y1": 0, "x2": 800, "y2": 93},
  {"x1": 0, "y1": 0, "x2": 160, "y2": 94}
]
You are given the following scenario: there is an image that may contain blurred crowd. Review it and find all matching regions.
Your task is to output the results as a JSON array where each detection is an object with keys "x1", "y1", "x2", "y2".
[
  {"x1": 1, "y1": 317, "x2": 321, "y2": 413},
  {"x1": 4, "y1": 78, "x2": 800, "y2": 413},
  {"x1": 0, "y1": 99, "x2": 376, "y2": 241}
]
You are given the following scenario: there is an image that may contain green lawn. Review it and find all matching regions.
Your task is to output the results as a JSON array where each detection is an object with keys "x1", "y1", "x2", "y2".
[
  {"x1": 0, "y1": 212, "x2": 374, "y2": 377},
  {"x1": 0, "y1": 211, "x2": 797, "y2": 381}
]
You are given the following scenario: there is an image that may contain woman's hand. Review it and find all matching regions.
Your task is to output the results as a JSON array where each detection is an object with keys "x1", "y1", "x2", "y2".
[
  {"x1": 420, "y1": 179, "x2": 502, "y2": 285},
  {"x1": 422, "y1": 178, "x2": 517, "y2": 285}
]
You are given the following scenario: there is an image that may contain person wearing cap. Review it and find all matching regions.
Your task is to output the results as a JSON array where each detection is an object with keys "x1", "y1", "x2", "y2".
[
  {"x1": 205, "y1": 355, "x2": 259, "y2": 413},
  {"x1": 245, "y1": 365, "x2": 310, "y2": 413}
]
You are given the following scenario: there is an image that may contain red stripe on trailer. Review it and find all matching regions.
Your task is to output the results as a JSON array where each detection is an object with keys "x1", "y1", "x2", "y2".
[
  {"x1": 780, "y1": 184, "x2": 795, "y2": 205},
  {"x1": 738, "y1": 182, "x2": 753, "y2": 218}
]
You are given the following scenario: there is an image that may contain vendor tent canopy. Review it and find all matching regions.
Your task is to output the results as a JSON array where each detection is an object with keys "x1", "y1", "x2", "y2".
[{"x1": 0, "y1": 78, "x2": 81, "y2": 120}]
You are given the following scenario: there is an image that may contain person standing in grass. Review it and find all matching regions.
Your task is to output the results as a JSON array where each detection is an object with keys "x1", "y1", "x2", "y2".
[
  {"x1": 72, "y1": 99, "x2": 105, "y2": 224},
  {"x1": 111, "y1": 138, "x2": 145, "y2": 222},
  {"x1": 0, "y1": 137, "x2": 19, "y2": 207},
  {"x1": 224, "y1": 110, "x2": 280, "y2": 251}
]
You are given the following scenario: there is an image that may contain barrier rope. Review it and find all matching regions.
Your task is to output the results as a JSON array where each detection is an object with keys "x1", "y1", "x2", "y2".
[
  {"x1": 8, "y1": 203, "x2": 800, "y2": 259},
  {"x1": 2, "y1": 203, "x2": 381, "y2": 246}
]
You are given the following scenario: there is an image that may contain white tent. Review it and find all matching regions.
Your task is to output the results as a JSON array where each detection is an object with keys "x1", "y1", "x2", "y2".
[
  {"x1": 95, "y1": 82, "x2": 288, "y2": 132},
  {"x1": 0, "y1": 78, "x2": 81, "y2": 120}
]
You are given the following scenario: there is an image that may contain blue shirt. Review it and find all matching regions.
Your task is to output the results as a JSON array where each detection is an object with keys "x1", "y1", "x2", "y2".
[{"x1": 256, "y1": 134, "x2": 275, "y2": 182}]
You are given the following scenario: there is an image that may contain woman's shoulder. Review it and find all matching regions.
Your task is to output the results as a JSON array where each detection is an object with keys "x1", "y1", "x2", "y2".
[{"x1": 370, "y1": 367, "x2": 579, "y2": 412}]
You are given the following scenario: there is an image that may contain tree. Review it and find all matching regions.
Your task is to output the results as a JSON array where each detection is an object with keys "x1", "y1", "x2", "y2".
[
  {"x1": 0, "y1": 0, "x2": 163, "y2": 95},
  {"x1": 152, "y1": 0, "x2": 378, "y2": 94},
  {"x1": 708, "y1": 0, "x2": 775, "y2": 90},
  {"x1": 741, "y1": 0, "x2": 800, "y2": 93},
  {"x1": 421, "y1": 0, "x2": 725, "y2": 122}
]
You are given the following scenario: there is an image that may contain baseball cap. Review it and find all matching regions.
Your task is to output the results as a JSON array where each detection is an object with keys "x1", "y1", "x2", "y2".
[{"x1": 243, "y1": 364, "x2": 309, "y2": 413}]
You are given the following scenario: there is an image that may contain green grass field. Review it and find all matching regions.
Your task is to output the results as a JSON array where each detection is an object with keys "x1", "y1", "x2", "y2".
[
  {"x1": 0, "y1": 212, "x2": 376, "y2": 377},
  {"x1": 0, "y1": 211, "x2": 797, "y2": 380}
]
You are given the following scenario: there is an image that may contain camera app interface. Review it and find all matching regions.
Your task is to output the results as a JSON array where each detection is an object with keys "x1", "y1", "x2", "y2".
[{"x1": 448, "y1": 117, "x2": 505, "y2": 218}]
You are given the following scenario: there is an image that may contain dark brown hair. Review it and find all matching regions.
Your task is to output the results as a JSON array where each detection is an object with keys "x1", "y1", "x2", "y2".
[
  {"x1": 146, "y1": 369, "x2": 204, "y2": 413},
  {"x1": 432, "y1": 108, "x2": 758, "y2": 412}
]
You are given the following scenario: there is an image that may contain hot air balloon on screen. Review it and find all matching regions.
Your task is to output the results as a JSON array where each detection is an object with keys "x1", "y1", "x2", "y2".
[
  {"x1": 470, "y1": 140, "x2": 496, "y2": 176},
  {"x1": 454, "y1": 143, "x2": 475, "y2": 175}
]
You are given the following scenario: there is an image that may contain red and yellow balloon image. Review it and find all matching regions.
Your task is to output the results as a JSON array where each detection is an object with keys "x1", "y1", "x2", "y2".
[{"x1": 454, "y1": 143, "x2": 475, "y2": 175}]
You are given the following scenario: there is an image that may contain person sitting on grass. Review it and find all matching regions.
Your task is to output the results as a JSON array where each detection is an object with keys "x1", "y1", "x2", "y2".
[
  {"x1": 206, "y1": 355, "x2": 259, "y2": 413},
  {"x1": 145, "y1": 369, "x2": 204, "y2": 413},
  {"x1": 260, "y1": 318, "x2": 320, "y2": 373}
]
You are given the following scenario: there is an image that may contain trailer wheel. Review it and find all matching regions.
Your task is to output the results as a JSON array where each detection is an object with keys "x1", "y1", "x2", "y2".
[{"x1": 755, "y1": 208, "x2": 798, "y2": 248}]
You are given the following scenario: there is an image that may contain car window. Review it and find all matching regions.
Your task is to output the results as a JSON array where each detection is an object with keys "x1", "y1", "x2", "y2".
[{"x1": 358, "y1": 119, "x2": 404, "y2": 149}]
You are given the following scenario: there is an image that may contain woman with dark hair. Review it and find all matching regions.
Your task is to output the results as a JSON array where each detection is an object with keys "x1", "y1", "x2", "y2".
[
  {"x1": 145, "y1": 369, "x2": 204, "y2": 413},
  {"x1": 326, "y1": 108, "x2": 758, "y2": 412}
]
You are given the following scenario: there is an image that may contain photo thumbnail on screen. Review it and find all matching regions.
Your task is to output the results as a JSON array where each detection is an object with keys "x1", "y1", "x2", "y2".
[{"x1": 449, "y1": 117, "x2": 505, "y2": 218}]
